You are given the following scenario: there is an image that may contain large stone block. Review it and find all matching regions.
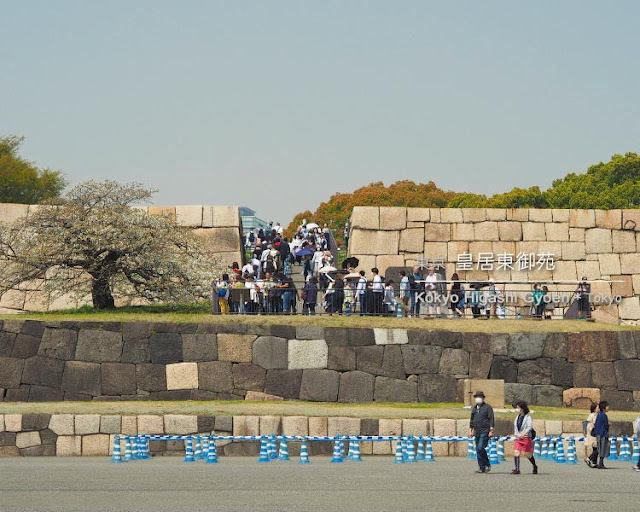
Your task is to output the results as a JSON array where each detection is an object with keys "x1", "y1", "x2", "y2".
[
  {"x1": 545, "y1": 222, "x2": 569, "y2": 241},
  {"x1": 407, "y1": 208, "x2": 430, "y2": 222},
  {"x1": 299, "y1": 370, "x2": 340, "y2": 402},
  {"x1": 399, "y1": 229, "x2": 424, "y2": 253},
  {"x1": 11, "y1": 334, "x2": 40, "y2": 359},
  {"x1": 424, "y1": 223, "x2": 451, "y2": 242},
  {"x1": 82, "y1": 434, "x2": 110, "y2": 456},
  {"x1": 532, "y1": 385, "x2": 563, "y2": 407},
  {"x1": 16, "y1": 431, "x2": 40, "y2": 449},
  {"x1": 101, "y1": 363, "x2": 136, "y2": 395},
  {"x1": 21, "y1": 355, "x2": 64, "y2": 388},
  {"x1": 280, "y1": 416, "x2": 308, "y2": 437},
  {"x1": 232, "y1": 415, "x2": 259, "y2": 437},
  {"x1": 612, "y1": 230, "x2": 636, "y2": 253},
  {"x1": 551, "y1": 359, "x2": 574, "y2": 387},
  {"x1": 232, "y1": 364, "x2": 266, "y2": 391},
  {"x1": 462, "y1": 379, "x2": 504, "y2": 408},
  {"x1": 48, "y1": 414, "x2": 74, "y2": 435},
  {"x1": 0, "y1": 357, "x2": 23, "y2": 389},
  {"x1": 376, "y1": 255, "x2": 406, "y2": 277},
  {"x1": 355, "y1": 346, "x2": 384, "y2": 375},
  {"x1": 258, "y1": 416, "x2": 281, "y2": 436},
  {"x1": 61, "y1": 361, "x2": 101, "y2": 396},
  {"x1": 620, "y1": 253, "x2": 640, "y2": 275},
  {"x1": 338, "y1": 371, "x2": 375, "y2": 402},
  {"x1": 373, "y1": 329, "x2": 408, "y2": 345},
  {"x1": 327, "y1": 417, "x2": 361, "y2": 436},
  {"x1": 56, "y1": 435, "x2": 82, "y2": 456},
  {"x1": 136, "y1": 364, "x2": 167, "y2": 392},
  {"x1": 121, "y1": 416, "x2": 137, "y2": 435},
  {"x1": 622, "y1": 209, "x2": 640, "y2": 231},
  {"x1": 308, "y1": 417, "x2": 327, "y2": 437},
  {"x1": 217, "y1": 334, "x2": 255, "y2": 363},
  {"x1": 351, "y1": 206, "x2": 379, "y2": 230},
  {"x1": 349, "y1": 230, "x2": 399, "y2": 255},
  {"x1": 489, "y1": 356, "x2": 518, "y2": 383},
  {"x1": 100, "y1": 415, "x2": 122, "y2": 434},
  {"x1": 164, "y1": 415, "x2": 198, "y2": 434},
  {"x1": 440, "y1": 208, "x2": 463, "y2": 223},
  {"x1": 401, "y1": 345, "x2": 442, "y2": 374},
  {"x1": 182, "y1": 334, "x2": 217, "y2": 361},
  {"x1": 175, "y1": 205, "x2": 203, "y2": 227},
  {"x1": 149, "y1": 333, "x2": 183, "y2": 364},
  {"x1": 611, "y1": 275, "x2": 633, "y2": 298},
  {"x1": 613, "y1": 360, "x2": 640, "y2": 391},
  {"x1": 594, "y1": 209, "x2": 621, "y2": 229},
  {"x1": 473, "y1": 221, "x2": 499, "y2": 241},
  {"x1": 560, "y1": 242, "x2": 585, "y2": 260},
  {"x1": 166, "y1": 362, "x2": 199, "y2": 390},
  {"x1": 253, "y1": 336, "x2": 288, "y2": 369},
  {"x1": 517, "y1": 359, "x2": 552, "y2": 385},
  {"x1": 452, "y1": 223, "x2": 474, "y2": 241},
  {"x1": 438, "y1": 348, "x2": 469, "y2": 375},
  {"x1": 74, "y1": 329, "x2": 123, "y2": 362},
  {"x1": 485, "y1": 208, "x2": 506, "y2": 221},
  {"x1": 585, "y1": 228, "x2": 612, "y2": 254},
  {"x1": 619, "y1": 297, "x2": 640, "y2": 320},
  {"x1": 288, "y1": 339, "x2": 328, "y2": 370},
  {"x1": 569, "y1": 209, "x2": 596, "y2": 228},
  {"x1": 121, "y1": 339, "x2": 150, "y2": 364},
  {"x1": 522, "y1": 223, "x2": 546, "y2": 241},
  {"x1": 198, "y1": 361, "x2": 233, "y2": 393},
  {"x1": 264, "y1": 369, "x2": 302, "y2": 399},
  {"x1": 192, "y1": 227, "x2": 240, "y2": 253},
  {"x1": 572, "y1": 362, "x2": 592, "y2": 388},
  {"x1": 38, "y1": 329, "x2": 77, "y2": 360},
  {"x1": 374, "y1": 376, "x2": 417, "y2": 402},
  {"x1": 469, "y1": 353, "x2": 493, "y2": 379},
  {"x1": 505, "y1": 383, "x2": 533, "y2": 406},
  {"x1": 498, "y1": 222, "x2": 522, "y2": 241},
  {"x1": 295, "y1": 326, "x2": 325, "y2": 340},
  {"x1": 563, "y1": 387, "x2": 600, "y2": 409},
  {"x1": 325, "y1": 327, "x2": 375, "y2": 347},
  {"x1": 507, "y1": 333, "x2": 546, "y2": 360},
  {"x1": 600, "y1": 254, "x2": 622, "y2": 278},
  {"x1": 75, "y1": 414, "x2": 101, "y2": 435},
  {"x1": 568, "y1": 332, "x2": 619, "y2": 362},
  {"x1": 379, "y1": 207, "x2": 407, "y2": 230},
  {"x1": 601, "y1": 390, "x2": 634, "y2": 410},
  {"x1": 327, "y1": 347, "x2": 356, "y2": 371},
  {"x1": 461, "y1": 208, "x2": 486, "y2": 223},
  {"x1": 0, "y1": 332, "x2": 16, "y2": 357}
]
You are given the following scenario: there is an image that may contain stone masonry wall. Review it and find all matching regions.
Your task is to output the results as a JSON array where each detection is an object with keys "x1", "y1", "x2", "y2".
[
  {"x1": 1, "y1": 320, "x2": 640, "y2": 410},
  {"x1": 348, "y1": 207, "x2": 640, "y2": 324},
  {"x1": 0, "y1": 413, "x2": 635, "y2": 457},
  {"x1": 0, "y1": 204, "x2": 243, "y2": 314}
]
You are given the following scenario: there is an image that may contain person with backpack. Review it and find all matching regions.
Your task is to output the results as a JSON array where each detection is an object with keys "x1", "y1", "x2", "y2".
[
  {"x1": 217, "y1": 273, "x2": 230, "y2": 314},
  {"x1": 302, "y1": 276, "x2": 318, "y2": 315},
  {"x1": 593, "y1": 400, "x2": 611, "y2": 469},
  {"x1": 512, "y1": 401, "x2": 538, "y2": 475},
  {"x1": 584, "y1": 403, "x2": 599, "y2": 468}
]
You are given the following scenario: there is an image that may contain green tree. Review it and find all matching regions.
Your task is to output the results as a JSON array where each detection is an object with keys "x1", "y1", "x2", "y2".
[{"x1": 0, "y1": 136, "x2": 66, "y2": 204}]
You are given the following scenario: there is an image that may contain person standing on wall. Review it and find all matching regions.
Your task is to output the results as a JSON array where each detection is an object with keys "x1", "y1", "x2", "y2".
[
  {"x1": 512, "y1": 401, "x2": 538, "y2": 475},
  {"x1": 469, "y1": 391, "x2": 495, "y2": 474}
]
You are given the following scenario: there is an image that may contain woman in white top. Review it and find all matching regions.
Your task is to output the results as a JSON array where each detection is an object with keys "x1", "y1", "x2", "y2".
[{"x1": 512, "y1": 400, "x2": 538, "y2": 475}]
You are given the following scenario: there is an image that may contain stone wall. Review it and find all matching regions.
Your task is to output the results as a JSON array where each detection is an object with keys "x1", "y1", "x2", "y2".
[
  {"x1": 1, "y1": 320, "x2": 639, "y2": 410},
  {"x1": 0, "y1": 204, "x2": 244, "y2": 313},
  {"x1": 348, "y1": 207, "x2": 640, "y2": 324},
  {"x1": 0, "y1": 412, "x2": 635, "y2": 457}
]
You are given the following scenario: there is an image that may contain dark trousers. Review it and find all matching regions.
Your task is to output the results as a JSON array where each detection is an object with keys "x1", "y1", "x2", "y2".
[
  {"x1": 359, "y1": 294, "x2": 366, "y2": 316},
  {"x1": 372, "y1": 292, "x2": 384, "y2": 316},
  {"x1": 475, "y1": 432, "x2": 490, "y2": 470},
  {"x1": 589, "y1": 446, "x2": 599, "y2": 464}
]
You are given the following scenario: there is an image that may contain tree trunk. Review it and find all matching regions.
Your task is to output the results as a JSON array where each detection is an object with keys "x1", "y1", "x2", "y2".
[{"x1": 91, "y1": 275, "x2": 115, "y2": 309}]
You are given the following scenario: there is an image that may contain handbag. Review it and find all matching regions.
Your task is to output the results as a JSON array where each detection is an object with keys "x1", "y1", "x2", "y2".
[{"x1": 530, "y1": 428, "x2": 536, "y2": 439}]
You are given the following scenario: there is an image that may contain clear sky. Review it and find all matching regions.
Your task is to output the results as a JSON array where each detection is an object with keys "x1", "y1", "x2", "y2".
[{"x1": 2, "y1": 1, "x2": 639, "y2": 225}]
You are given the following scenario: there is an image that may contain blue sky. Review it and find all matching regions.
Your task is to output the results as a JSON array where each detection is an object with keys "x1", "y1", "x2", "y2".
[{"x1": 2, "y1": 1, "x2": 639, "y2": 224}]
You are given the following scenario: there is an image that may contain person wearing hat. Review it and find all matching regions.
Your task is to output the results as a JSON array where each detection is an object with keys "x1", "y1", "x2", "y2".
[{"x1": 469, "y1": 391, "x2": 495, "y2": 473}]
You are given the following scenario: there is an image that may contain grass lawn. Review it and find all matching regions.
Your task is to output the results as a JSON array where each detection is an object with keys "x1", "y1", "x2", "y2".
[
  {"x1": 1, "y1": 304, "x2": 637, "y2": 333},
  {"x1": 0, "y1": 400, "x2": 637, "y2": 423}
]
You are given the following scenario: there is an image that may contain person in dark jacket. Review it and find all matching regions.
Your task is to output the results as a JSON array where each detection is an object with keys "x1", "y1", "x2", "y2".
[
  {"x1": 302, "y1": 276, "x2": 318, "y2": 315},
  {"x1": 469, "y1": 391, "x2": 495, "y2": 473},
  {"x1": 593, "y1": 401, "x2": 610, "y2": 469}
]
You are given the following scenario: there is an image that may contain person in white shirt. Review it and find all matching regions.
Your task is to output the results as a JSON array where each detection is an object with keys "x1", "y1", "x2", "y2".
[
  {"x1": 371, "y1": 267, "x2": 384, "y2": 316},
  {"x1": 356, "y1": 270, "x2": 367, "y2": 316},
  {"x1": 274, "y1": 222, "x2": 284, "y2": 236},
  {"x1": 241, "y1": 262, "x2": 254, "y2": 277},
  {"x1": 383, "y1": 280, "x2": 396, "y2": 315},
  {"x1": 424, "y1": 266, "x2": 439, "y2": 317}
]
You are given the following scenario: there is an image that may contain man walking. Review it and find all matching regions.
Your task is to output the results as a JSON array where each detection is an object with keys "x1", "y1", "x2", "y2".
[{"x1": 469, "y1": 391, "x2": 495, "y2": 473}]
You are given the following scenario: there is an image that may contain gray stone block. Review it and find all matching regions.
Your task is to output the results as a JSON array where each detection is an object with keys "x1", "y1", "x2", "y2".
[
  {"x1": 0, "y1": 432, "x2": 17, "y2": 446},
  {"x1": 214, "y1": 416, "x2": 233, "y2": 432},
  {"x1": 0, "y1": 357, "x2": 24, "y2": 388},
  {"x1": 327, "y1": 347, "x2": 356, "y2": 371},
  {"x1": 198, "y1": 361, "x2": 233, "y2": 393},
  {"x1": 5, "y1": 387, "x2": 29, "y2": 401},
  {"x1": 417, "y1": 374, "x2": 458, "y2": 402},
  {"x1": 149, "y1": 333, "x2": 183, "y2": 364},
  {"x1": 379, "y1": 345, "x2": 406, "y2": 379},
  {"x1": 551, "y1": 359, "x2": 573, "y2": 387},
  {"x1": 428, "y1": 331, "x2": 464, "y2": 349},
  {"x1": 438, "y1": 348, "x2": 469, "y2": 375},
  {"x1": 122, "y1": 322, "x2": 153, "y2": 341},
  {"x1": 338, "y1": 371, "x2": 375, "y2": 402},
  {"x1": 75, "y1": 330, "x2": 123, "y2": 362},
  {"x1": 295, "y1": 326, "x2": 325, "y2": 340},
  {"x1": 270, "y1": 325, "x2": 296, "y2": 339},
  {"x1": 190, "y1": 390, "x2": 218, "y2": 400},
  {"x1": 198, "y1": 416, "x2": 216, "y2": 433},
  {"x1": 469, "y1": 352, "x2": 493, "y2": 379},
  {"x1": 0, "y1": 332, "x2": 16, "y2": 356},
  {"x1": 61, "y1": 361, "x2": 101, "y2": 396},
  {"x1": 508, "y1": 333, "x2": 546, "y2": 360},
  {"x1": 28, "y1": 386, "x2": 63, "y2": 402},
  {"x1": 299, "y1": 369, "x2": 340, "y2": 402},
  {"x1": 38, "y1": 329, "x2": 77, "y2": 360},
  {"x1": 100, "y1": 415, "x2": 122, "y2": 434},
  {"x1": 11, "y1": 334, "x2": 41, "y2": 359},
  {"x1": 264, "y1": 369, "x2": 302, "y2": 399},
  {"x1": 406, "y1": 330, "x2": 430, "y2": 345},
  {"x1": 136, "y1": 364, "x2": 167, "y2": 392},
  {"x1": 374, "y1": 376, "x2": 417, "y2": 403},
  {"x1": 39, "y1": 428, "x2": 57, "y2": 445},
  {"x1": 542, "y1": 333, "x2": 569, "y2": 359},
  {"x1": 613, "y1": 359, "x2": 640, "y2": 391},
  {"x1": 21, "y1": 356, "x2": 65, "y2": 388},
  {"x1": 149, "y1": 390, "x2": 192, "y2": 400},
  {"x1": 462, "y1": 333, "x2": 491, "y2": 353},
  {"x1": 20, "y1": 320, "x2": 45, "y2": 338},
  {"x1": 22, "y1": 413, "x2": 51, "y2": 431},
  {"x1": 401, "y1": 345, "x2": 442, "y2": 374},
  {"x1": 532, "y1": 385, "x2": 563, "y2": 407},
  {"x1": 591, "y1": 361, "x2": 616, "y2": 389},
  {"x1": 573, "y1": 361, "x2": 592, "y2": 387},
  {"x1": 518, "y1": 359, "x2": 552, "y2": 385},
  {"x1": 504, "y1": 383, "x2": 533, "y2": 406},
  {"x1": 324, "y1": 327, "x2": 375, "y2": 347},
  {"x1": 489, "y1": 356, "x2": 518, "y2": 383},
  {"x1": 601, "y1": 389, "x2": 634, "y2": 410},
  {"x1": 121, "y1": 339, "x2": 150, "y2": 364},
  {"x1": 232, "y1": 364, "x2": 265, "y2": 391},
  {"x1": 101, "y1": 363, "x2": 136, "y2": 396},
  {"x1": 361, "y1": 418, "x2": 379, "y2": 436},
  {"x1": 616, "y1": 332, "x2": 638, "y2": 360},
  {"x1": 355, "y1": 346, "x2": 384, "y2": 375},
  {"x1": 182, "y1": 334, "x2": 217, "y2": 361},
  {"x1": 252, "y1": 336, "x2": 288, "y2": 369}
]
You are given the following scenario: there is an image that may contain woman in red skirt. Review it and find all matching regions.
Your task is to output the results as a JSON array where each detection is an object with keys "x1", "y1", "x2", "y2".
[{"x1": 512, "y1": 401, "x2": 538, "y2": 474}]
